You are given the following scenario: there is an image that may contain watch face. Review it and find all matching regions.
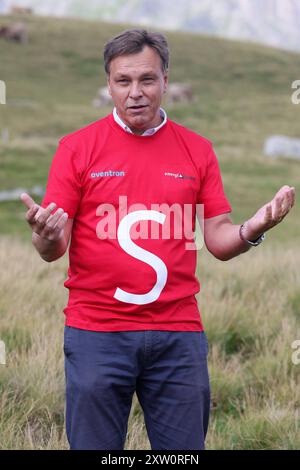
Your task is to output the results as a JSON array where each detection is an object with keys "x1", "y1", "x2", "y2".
[{"x1": 251, "y1": 233, "x2": 265, "y2": 245}]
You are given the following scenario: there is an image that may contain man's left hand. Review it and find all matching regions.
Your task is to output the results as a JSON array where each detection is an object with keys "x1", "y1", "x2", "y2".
[{"x1": 243, "y1": 185, "x2": 296, "y2": 240}]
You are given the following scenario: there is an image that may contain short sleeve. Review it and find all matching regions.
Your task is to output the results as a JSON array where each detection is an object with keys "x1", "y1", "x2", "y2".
[
  {"x1": 197, "y1": 145, "x2": 232, "y2": 219},
  {"x1": 41, "y1": 141, "x2": 81, "y2": 218}
]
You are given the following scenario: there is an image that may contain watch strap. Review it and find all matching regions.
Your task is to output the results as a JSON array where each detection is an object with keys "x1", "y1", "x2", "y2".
[{"x1": 239, "y1": 223, "x2": 266, "y2": 246}]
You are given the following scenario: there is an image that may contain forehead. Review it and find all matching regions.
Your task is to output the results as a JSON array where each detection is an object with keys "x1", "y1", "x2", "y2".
[{"x1": 109, "y1": 46, "x2": 163, "y2": 76}]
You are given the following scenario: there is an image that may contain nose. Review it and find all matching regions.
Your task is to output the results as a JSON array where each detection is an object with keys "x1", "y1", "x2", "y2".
[{"x1": 129, "y1": 81, "x2": 143, "y2": 100}]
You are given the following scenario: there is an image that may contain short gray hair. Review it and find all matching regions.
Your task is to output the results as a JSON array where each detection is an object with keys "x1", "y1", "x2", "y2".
[{"x1": 104, "y1": 28, "x2": 169, "y2": 75}]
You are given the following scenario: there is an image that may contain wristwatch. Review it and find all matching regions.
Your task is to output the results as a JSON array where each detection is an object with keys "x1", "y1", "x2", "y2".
[{"x1": 239, "y1": 222, "x2": 266, "y2": 246}]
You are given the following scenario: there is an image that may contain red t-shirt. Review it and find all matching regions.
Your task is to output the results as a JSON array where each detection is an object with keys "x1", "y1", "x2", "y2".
[{"x1": 41, "y1": 113, "x2": 232, "y2": 331}]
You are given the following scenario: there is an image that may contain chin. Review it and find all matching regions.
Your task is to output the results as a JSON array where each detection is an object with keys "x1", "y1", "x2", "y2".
[{"x1": 129, "y1": 118, "x2": 146, "y2": 127}]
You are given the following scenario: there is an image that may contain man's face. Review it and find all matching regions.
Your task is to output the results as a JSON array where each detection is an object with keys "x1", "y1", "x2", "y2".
[{"x1": 107, "y1": 46, "x2": 168, "y2": 135}]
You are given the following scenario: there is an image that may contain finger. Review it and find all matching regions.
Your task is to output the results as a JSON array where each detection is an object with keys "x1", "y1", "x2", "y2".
[
  {"x1": 53, "y1": 212, "x2": 68, "y2": 232},
  {"x1": 286, "y1": 197, "x2": 292, "y2": 212},
  {"x1": 282, "y1": 189, "x2": 295, "y2": 212},
  {"x1": 274, "y1": 187, "x2": 295, "y2": 215},
  {"x1": 44, "y1": 208, "x2": 64, "y2": 229},
  {"x1": 286, "y1": 190, "x2": 294, "y2": 211},
  {"x1": 20, "y1": 192, "x2": 35, "y2": 210},
  {"x1": 25, "y1": 203, "x2": 40, "y2": 224},
  {"x1": 46, "y1": 212, "x2": 68, "y2": 239},
  {"x1": 276, "y1": 185, "x2": 290, "y2": 196},
  {"x1": 34, "y1": 202, "x2": 57, "y2": 225},
  {"x1": 290, "y1": 187, "x2": 296, "y2": 207},
  {"x1": 281, "y1": 193, "x2": 291, "y2": 212},
  {"x1": 265, "y1": 204, "x2": 273, "y2": 222},
  {"x1": 273, "y1": 196, "x2": 284, "y2": 221}
]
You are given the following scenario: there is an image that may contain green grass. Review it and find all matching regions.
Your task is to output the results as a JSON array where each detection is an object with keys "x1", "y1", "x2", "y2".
[
  {"x1": 0, "y1": 15, "x2": 299, "y2": 449},
  {"x1": 1, "y1": 15, "x2": 299, "y2": 239}
]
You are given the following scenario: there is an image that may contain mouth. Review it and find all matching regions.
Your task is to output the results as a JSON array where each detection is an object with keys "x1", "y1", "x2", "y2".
[{"x1": 128, "y1": 105, "x2": 148, "y2": 110}]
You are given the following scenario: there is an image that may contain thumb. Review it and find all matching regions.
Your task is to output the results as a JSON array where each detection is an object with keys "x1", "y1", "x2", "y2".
[{"x1": 20, "y1": 192, "x2": 36, "y2": 209}]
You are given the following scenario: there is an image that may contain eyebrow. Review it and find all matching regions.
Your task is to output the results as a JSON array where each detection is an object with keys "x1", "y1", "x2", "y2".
[{"x1": 114, "y1": 72, "x2": 158, "y2": 79}]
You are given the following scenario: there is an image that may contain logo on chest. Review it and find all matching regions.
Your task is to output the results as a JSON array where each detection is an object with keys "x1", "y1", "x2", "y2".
[
  {"x1": 164, "y1": 171, "x2": 195, "y2": 181},
  {"x1": 91, "y1": 170, "x2": 126, "y2": 178}
]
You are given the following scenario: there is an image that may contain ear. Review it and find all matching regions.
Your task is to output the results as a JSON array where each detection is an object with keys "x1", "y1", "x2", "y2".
[
  {"x1": 163, "y1": 72, "x2": 168, "y2": 94},
  {"x1": 107, "y1": 76, "x2": 112, "y2": 96}
]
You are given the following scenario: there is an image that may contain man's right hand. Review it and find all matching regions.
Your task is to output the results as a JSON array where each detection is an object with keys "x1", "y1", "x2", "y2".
[{"x1": 20, "y1": 192, "x2": 69, "y2": 242}]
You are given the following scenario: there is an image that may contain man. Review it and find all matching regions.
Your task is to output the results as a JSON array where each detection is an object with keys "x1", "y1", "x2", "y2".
[{"x1": 20, "y1": 29, "x2": 295, "y2": 450}]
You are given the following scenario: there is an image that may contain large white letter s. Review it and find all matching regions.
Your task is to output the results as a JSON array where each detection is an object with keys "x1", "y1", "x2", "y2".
[{"x1": 114, "y1": 210, "x2": 168, "y2": 305}]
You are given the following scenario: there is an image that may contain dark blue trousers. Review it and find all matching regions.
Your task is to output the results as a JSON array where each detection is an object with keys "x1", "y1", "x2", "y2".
[{"x1": 64, "y1": 326, "x2": 210, "y2": 450}]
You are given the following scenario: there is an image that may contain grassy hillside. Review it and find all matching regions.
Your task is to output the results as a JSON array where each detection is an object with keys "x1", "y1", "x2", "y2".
[
  {"x1": 0, "y1": 238, "x2": 299, "y2": 450},
  {"x1": 0, "y1": 15, "x2": 299, "y2": 449},
  {"x1": 0, "y1": 15, "x2": 300, "y2": 240}
]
